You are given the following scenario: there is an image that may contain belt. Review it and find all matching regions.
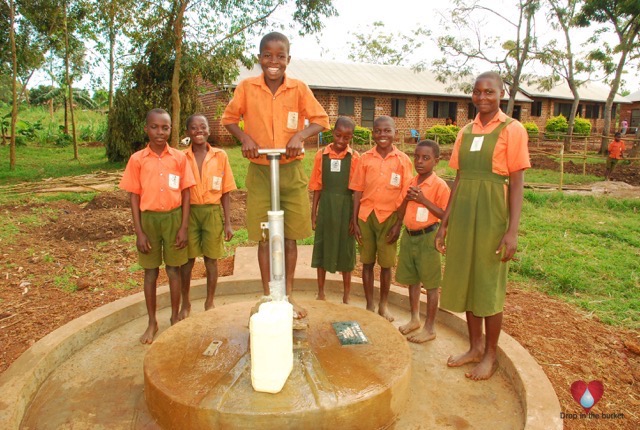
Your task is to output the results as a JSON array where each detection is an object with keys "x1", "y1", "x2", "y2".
[{"x1": 406, "y1": 223, "x2": 439, "y2": 236}]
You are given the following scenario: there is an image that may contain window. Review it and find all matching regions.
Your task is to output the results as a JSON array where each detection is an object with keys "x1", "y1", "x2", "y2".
[
  {"x1": 391, "y1": 98, "x2": 406, "y2": 117},
  {"x1": 427, "y1": 101, "x2": 457, "y2": 120},
  {"x1": 468, "y1": 103, "x2": 477, "y2": 119},
  {"x1": 553, "y1": 102, "x2": 572, "y2": 118},
  {"x1": 585, "y1": 104, "x2": 599, "y2": 119},
  {"x1": 338, "y1": 96, "x2": 355, "y2": 115},
  {"x1": 531, "y1": 101, "x2": 542, "y2": 117}
]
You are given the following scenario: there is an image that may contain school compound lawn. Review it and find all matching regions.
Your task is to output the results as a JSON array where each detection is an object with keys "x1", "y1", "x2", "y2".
[{"x1": 0, "y1": 144, "x2": 639, "y2": 430}]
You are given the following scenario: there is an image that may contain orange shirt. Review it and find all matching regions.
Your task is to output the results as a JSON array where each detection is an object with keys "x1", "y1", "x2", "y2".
[
  {"x1": 400, "y1": 173, "x2": 450, "y2": 230},
  {"x1": 608, "y1": 140, "x2": 625, "y2": 159},
  {"x1": 221, "y1": 74, "x2": 330, "y2": 165},
  {"x1": 185, "y1": 144, "x2": 237, "y2": 205},
  {"x1": 350, "y1": 146, "x2": 413, "y2": 223},
  {"x1": 119, "y1": 144, "x2": 196, "y2": 212},
  {"x1": 449, "y1": 110, "x2": 531, "y2": 175},
  {"x1": 308, "y1": 144, "x2": 360, "y2": 191}
]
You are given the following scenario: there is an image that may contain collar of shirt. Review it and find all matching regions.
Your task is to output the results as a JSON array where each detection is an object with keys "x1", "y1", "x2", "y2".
[
  {"x1": 473, "y1": 109, "x2": 507, "y2": 131},
  {"x1": 249, "y1": 73, "x2": 297, "y2": 97},
  {"x1": 368, "y1": 144, "x2": 403, "y2": 160},
  {"x1": 322, "y1": 144, "x2": 353, "y2": 159},
  {"x1": 185, "y1": 143, "x2": 220, "y2": 162},
  {"x1": 142, "y1": 143, "x2": 170, "y2": 158},
  {"x1": 411, "y1": 172, "x2": 437, "y2": 189}
]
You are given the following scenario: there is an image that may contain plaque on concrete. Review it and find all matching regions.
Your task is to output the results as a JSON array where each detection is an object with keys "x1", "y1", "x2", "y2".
[{"x1": 332, "y1": 321, "x2": 369, "y2": 345}]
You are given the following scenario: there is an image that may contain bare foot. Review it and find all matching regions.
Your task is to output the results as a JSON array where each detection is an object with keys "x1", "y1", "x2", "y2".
[
  {"x1": 139, "y1": 322, "x2": 158, "y2": 344},
  {"x1": 447, "y1": 349, "x2": 483, "y2": 367},
  {"x1": 289, "y1": 298, "x2": 307, "y2": 319},
  {"x1": 366, "y1": 304, "x2": 376, "y2": 312},
  {"x1": 178, "y1": 305, "x2": 191, "y2": 320},
  {"x1": 342, "y1": 293, "x2": 350, "y2": 304},
  {"x1": 204, "y1": 300, "x2": 215, "y2": 311},
  {"x1": 316, "y1": 293, "x2": 326, "y2": 301},
  {"x1": 465, "y1": 357, "x2": 497, "y2": 380},
  {"x1": 407, "y1": 328, "x2": 436, "y2": 343},
  {"x1": 170, "y1": 316, "x2": 179, "y2": 326},
  {"x1": 378, "y1": 305, "x2": 394, "y2": 322},
  {"x1": 399, "y1": 318, "x2": 421, "y2": 335}
]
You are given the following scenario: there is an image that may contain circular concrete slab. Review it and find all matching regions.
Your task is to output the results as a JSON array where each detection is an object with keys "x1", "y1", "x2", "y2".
[{"x1": 144, "y1": 301, "x2": 411, "y2": 429}]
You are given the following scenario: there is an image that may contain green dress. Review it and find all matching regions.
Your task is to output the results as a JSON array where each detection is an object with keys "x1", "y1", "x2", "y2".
[
  {"x1": 311, "y1": 152, "x2": 356, "y2": 273},
  {"x1": 440, "y1": 119, "x2": 513, "y2": 317}
]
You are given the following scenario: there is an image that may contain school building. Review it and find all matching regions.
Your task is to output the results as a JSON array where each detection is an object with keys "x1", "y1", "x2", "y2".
[
  {"x1": 619, "y1": 89, "x2": 640, "y2": 134},
  {"x1": 199, "y1": 59, "x2": 630, "y2": 145}
]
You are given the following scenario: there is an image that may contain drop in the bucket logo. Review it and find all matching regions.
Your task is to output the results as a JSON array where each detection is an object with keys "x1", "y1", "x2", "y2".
[{"x1": 570, "y1": 380, "x2": 603, "y2": 413}]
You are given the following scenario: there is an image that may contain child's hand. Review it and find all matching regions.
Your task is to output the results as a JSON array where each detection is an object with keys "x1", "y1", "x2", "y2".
[
  {"x1": 136, "y1": 233, "x2": 152, "y2": 254},
  {"x1": 386, "y1": 222, "x2": 401, "y2": 244},
  {"x1": 175, "y1": 227, "x2": 188, "y2": 249},
  {"x1": 496, "y1": 230, "x2": 518, "y2": 262},
  {"x1": 352, "y1": 221, "x2": 363, "y2": 245},
  {"x1": 285, "y1": 133, "x2": 305, "y2": 158},
  {"x1": 224, "y1": 225, "x2": 234, "y2": 241},
  {"x1": 241, "y1": 136, "x2": 260, "y2": 159},
  {"x1": 434, "y1": 226, "x2": 446, "y2": 254},
  {"x1": 311, "y1": 212, "x2": 317, "y2": 230}
]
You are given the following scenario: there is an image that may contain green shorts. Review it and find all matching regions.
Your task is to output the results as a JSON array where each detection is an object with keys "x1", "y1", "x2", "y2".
[
  {"x1": 358, "y1": 212, "x2": 398, "y2": 268},
  {"x1": 396, "y1": 228, "x2": 442, "y2": 289},
  {"x1": 188, "y1": 204, "x2": 224, "y2": 260},
  {"x1": 246, "y1": 160, "x2": 312, "y2": 242},
  {"x1": 606, "y1": 157, "x2": 619, "y2": 170},
  {"x1": 139, "y1": 207, "x2": 188, "y2": 269}
]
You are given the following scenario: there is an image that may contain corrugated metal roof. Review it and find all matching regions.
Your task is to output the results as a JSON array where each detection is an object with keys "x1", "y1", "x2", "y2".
[
  {"x1": 626, "y1": 90, "x2": 640, "y2": 102},
  {"x1": 518, "y1": 81, "x2": 630, "y2": 103},
  {"x1": 234, "y1": 59, "x2": 533, "y2": 102}
]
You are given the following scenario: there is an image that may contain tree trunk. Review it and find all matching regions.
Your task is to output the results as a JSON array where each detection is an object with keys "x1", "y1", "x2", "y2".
[
  {"x1": 63, "y1": 94, "x2": 69, "y2": 134},
  {"x1": 599, "y1": 51, "x2": 627, "y2": 154},
  {"x1": 170, "y1": 1, "x2": 188, "y2": 147},
  {"x1": 108, "y1": 27, "x2": 115, "y2": 111},
  {"x1": 506, "y1": 0, "x2": 535, "y2": 116},
  {"x1": 565, "y1": 95, "x2": 580, "y2": 152},
  {"x1": 63, "y1": 0, "x2": 78, "y2": 159},
  {"x1": 9, "y1": 0, "x2": 18, "y2": 170}
]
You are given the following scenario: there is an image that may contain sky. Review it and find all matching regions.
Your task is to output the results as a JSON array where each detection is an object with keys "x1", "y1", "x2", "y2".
[{"x1": 260, "y1": 0, "x2": 640, "y2": 93}]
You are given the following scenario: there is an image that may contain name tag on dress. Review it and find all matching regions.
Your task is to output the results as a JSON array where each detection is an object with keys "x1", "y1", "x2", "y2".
[
  {"x1": 330, "y1": 159, "x2": 341, "y2": 172},
  {"x1": 390, "y1": 173, "x2": 401, "y2": 187},
  {"x1": 212, "y1": 176, "x2": 222, "y2": 191},
  {"x1": 168, "y1": 174, "x2": 180, "y2": 190},
  {"x1": 470, "y1": 136, "x2": 484, "y2": 152},
  {"x1": 287, "y1": 112, "x2": 299, "y2": 129},
  {"x1": 416, "y1": 207, "x2": 429, "y2": 222}
]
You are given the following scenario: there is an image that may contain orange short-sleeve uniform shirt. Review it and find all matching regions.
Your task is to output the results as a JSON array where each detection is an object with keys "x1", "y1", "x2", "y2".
[
  {"x1": 608, "y1": 140, "x2": 625, "y2": 159},
  {"x1": 308, "y1": 144, "x2": 360, "y2": 191},
  {"x1": 119, "y1": 144, "x2": 196, "y2": 212},
  {"x1": 221, "y1": 74, "x2": 330, "y2": 165},
  {"x1": 449, "y1": 110, "x2": 531, "y2": 175},
  {"x1": 400, "y1": 173, "x2": 450, "y2": 230},
  {"x1": 185, "y1": 144, "x2": 237, "y2": 205},
  {"x1": 349, "y1": 146, "x2": 413, "y2": 223}
]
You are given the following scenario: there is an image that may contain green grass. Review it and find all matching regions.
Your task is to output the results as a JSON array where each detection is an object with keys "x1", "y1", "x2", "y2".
[
  {"x1": 53, "y1": 265, "x2": 79, "y2": 292},
  {"x1": 512, "y1": 192, "x2": 640, "y2": 329}
]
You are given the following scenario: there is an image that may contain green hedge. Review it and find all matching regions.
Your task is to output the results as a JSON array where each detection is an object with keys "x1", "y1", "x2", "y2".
[
  {"x1": 573, "y1": 117, "x2": 592, "y2": 137},
  {"x1": 424, "y1": 125, "x2": 460, "y2": 145},
  {"x1": 321, "y1": 125, "x2": 372, "y2": 146},
  {"x1": 545, "y1": 115, "x2": 568, "y2": 140},
  {"x1": 522, "y1": 121, "x2": 539, "y2": 137}
]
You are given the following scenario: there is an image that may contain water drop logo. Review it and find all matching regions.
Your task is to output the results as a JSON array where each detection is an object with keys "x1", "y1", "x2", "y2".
[{"x1": 570, "y1": 380, "x2": 604, "y2": 413}]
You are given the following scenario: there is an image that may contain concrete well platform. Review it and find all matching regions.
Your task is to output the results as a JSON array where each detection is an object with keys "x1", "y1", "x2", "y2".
[{"x1": 0, "y1": 246, "x2": 562, "y2": 429}]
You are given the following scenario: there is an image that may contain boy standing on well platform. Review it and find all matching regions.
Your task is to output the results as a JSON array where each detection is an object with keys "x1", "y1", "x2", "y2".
[
  {"x1": 222, "y1": 32, "x2": 329, "y2": 318},
  {"x1": 180, "y1": 114, "x2": 236, "y2": 319},
  {"x1": 350, "y1": 116, "x2": 413, "y2": 321},
  {"x1": 119, "y1": 108, "x2": 196, "y2": 344}
]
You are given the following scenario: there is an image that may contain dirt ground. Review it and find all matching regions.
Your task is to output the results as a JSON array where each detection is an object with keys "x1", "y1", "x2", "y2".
[{"x1": 0, "y1": 184, "x2": 639, "y2": 428}]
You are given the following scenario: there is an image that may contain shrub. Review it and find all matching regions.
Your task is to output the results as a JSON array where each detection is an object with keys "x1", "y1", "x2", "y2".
[
  {"x1": 320, "y1": 125, "x2": 372, "y2": 146},
  {"x1": 424, "y1": 125, "x2": 459, "y2": 145},
  {"x1": 522, "y1": 121, "x2": 539, "y2": 137},
  {"x1": 573, "y1": 117, "x2": 592, "y2": 137},
  {"x1": 80, "y1": 124, "x2": 95, "y2": 141},
  {"x1": 545, "y1": 115, "x2": 568, "y2": 140},
  {"x1": 231, "y1": 120, "x2": 244, "y2": 146}
]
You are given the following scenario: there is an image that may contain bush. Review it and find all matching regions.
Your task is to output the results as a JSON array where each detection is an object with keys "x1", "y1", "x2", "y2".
[
  {"x1": 55, "y1": 132, "x2": 73, "y2": 147},
  {"x1": 320, "y1": 125, "x2": 372, "y2": 146},
  {"x1": 424, "y1": 125, "x2": 459, "y2": 145},
  {"x1": 573, "y1": 117, "x2": 592, "y2": 137},
  {"x1": 522, "y1": 121, "x2": 539, "y2": 137},
  {"x1": 80, "y1": 124, "x2": 95, "y2": 141},
  {"x1": 545, "y1": 115, "x2": 568, "y2": 140}
]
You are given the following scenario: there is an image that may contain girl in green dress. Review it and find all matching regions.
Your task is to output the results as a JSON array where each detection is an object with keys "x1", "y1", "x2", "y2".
[
  {"x1": 435, "y1": 72, "x2": 530, "y2": 380},
  {"x1": 310, "y1": 117, "x2": 360, "y2": 304}
]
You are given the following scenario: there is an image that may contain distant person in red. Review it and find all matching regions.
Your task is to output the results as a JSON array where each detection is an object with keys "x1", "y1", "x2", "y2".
[
  {"x1": 620, "y1": 119, "x2": 628, "y2": 135},
  {"x1": 605, "y1": 132, "x2": 625, "y2": 181}
]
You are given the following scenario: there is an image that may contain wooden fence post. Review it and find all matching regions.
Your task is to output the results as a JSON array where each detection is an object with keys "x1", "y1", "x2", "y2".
[
  {"x1": 559, "y1": 145, "x2": 564, "y2": 191},
  {"x1": 583, "y1": 139, "x2": 587, "y2": 176}
]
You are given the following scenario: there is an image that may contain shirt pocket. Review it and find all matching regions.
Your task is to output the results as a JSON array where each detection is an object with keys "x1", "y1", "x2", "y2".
[
  {"x1": 167, "y1": 169, "x2": 182, "y2": 192},
  {"x1": 283, "y1": 104, "x2": 300, "y2": 131}
]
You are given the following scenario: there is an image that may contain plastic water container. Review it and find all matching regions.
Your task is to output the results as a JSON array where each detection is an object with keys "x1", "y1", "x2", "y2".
[{"x1": 249, "y1": 301, "x2": 294, "y2": 393}]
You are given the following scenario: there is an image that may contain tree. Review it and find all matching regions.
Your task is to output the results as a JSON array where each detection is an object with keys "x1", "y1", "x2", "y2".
[
  {"x1": 347, "y1": 21, "x2": 429, "y2": 66},
  {"x1": 576, "y1": 0, "x2": 640, "y2": 153},
  {"x1": 430, "y1": 0, "x2": 540, "y2": 116},
  {"x1": 534, "y1": 0, "x2": 594, "y2": 151},
  {"x1": 8, "y1": 0, "x2": 17, "y2": 169},
  {"x1": 123, "y1": 0, "x2": 337, "y2": 148}
]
